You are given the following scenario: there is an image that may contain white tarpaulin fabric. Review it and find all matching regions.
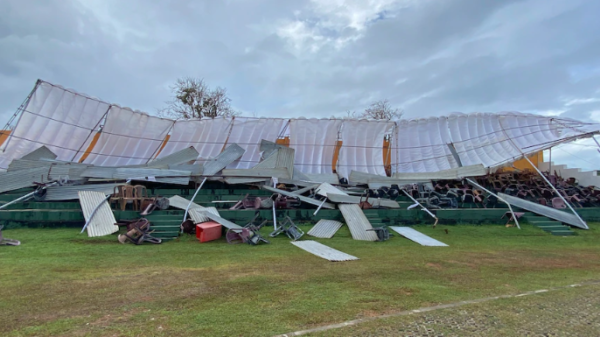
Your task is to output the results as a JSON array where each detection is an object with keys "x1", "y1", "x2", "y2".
[
  {"x1": 0, "y1": 81, "x2": 109, "y2": 169},
  {"x1": 225, "y1": 117, "x2": 286, "y2": 169},
  {"x1": 289, "y1": 119, "x2": 342, "y2": 174},
  {"x1": 158, "y1": 118, "x2": 232, "y2": 164},
  {"x1": 337, "y1": 120, "x2": 394, "y2": 178},
  {"x1": 82, "y1": 106, "x2": 174, "y2": 166},
  {"x1": 393, "y1": 112, "x2": 600, "y2": 173},
  {"x1": 4, "y1": 81, "x2": 600, "y2": 174}
]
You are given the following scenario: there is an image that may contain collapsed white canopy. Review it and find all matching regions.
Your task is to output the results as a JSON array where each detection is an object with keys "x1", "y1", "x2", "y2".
[{"x1": 2, "y1": 80, "x2": 599, "y2": 177}]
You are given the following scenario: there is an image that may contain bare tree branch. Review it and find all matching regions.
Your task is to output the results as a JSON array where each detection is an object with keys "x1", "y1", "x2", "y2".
[
  {"x1": 160, "y1": 77, "x2": 240, "y2": 119},
  {"x1": 359, "y1": 99, "x2": 403, "y2": 120}
]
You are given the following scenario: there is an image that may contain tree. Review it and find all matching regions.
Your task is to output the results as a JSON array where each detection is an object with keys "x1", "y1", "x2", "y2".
[
  {"x1": 161, "y1": 77, "x2": 239, "y2": 119},
  {"x1": 332, "y1": 100, "x2": 403, "y2": 120},
  {"x1": 361, "y1": 99, "x2": 403, "y2": 120}
]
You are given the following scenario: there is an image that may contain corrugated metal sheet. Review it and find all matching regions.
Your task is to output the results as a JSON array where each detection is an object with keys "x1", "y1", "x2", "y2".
[
  {"x1": 499, "y1": 193, "x2": 588, "y2": 229},
  {"x1": 307, "y1": 220, "x2": 343, "y2": 238},
  {"x1": 326, "y1": 194, "x2": 400, "y2": 208},
  {"x1": 275, "y1": 147, "x2": 295, "y2": 178},
  {"x1": 392, "y1": 164, "x2": 487, "y2": 180},
  {"x1": 338, "y1": 204, "x2": 378, "y2": 241},
  {"x1": 350, "y1": 165, "x2": 487, "y2": 185},
  {"x1": 46, "y1": 183, "x2": 120, "y2": 201},
  {"x1": 147, "y1": 146, "x2": 199, "y2": 168},
  {"x1": 224, "y1": 177, "x2": 270, "y2": 185},
  {"x1": 0, "y1": 167, "x2": 50, "y2": 193},
  {"x1": 168, "y1": 195, "x2": 203, "y2": 210},
  {"x1": 168, "y1": 164, "x2": 204, "y2": 175},
  {"x1": 262, "y1": 185, "x2": 335, "y2": 209},
  {"x1": 222, "y1": 168, "x2": 291, "y2": 179},
  {"x1": 203, "y1": 143, "x2": 245, "y2": 176},
  {"x1": 292, "y1": 170, "x2": 312, "y2": 181},
  {"x1": 202, "y1": 212, "x2": 242, "y2": 229},
  {"x1": 78, "y1": 190, "x2": 118, "y2": 237},
  {"x1": 20, "y1": 146, "x2": 58, "y2": 161},
  {"x1": 315, "y1": 183, "x2": 347, "y2": 197},
  {"x1": 7, "y1": 159, "x2": 52, "y2": 172},
  {"x1": 291, "y1": 240, "x2": 358, "y2": 261},
  {"x1": 130, "y1": 176, "x2": 190, "y2": 185},
  {"x1": 189, "y1": 207, "x2": 221, "y2": 223},
  {"x1": 389, "y1": 227, "x2": 448, "y2": 246},
  {"x1": 259, "y1": 139, "x2": 285, "y2": 159},
  {"x1": 48, "y1": 164, "x2": 70, "y2": 180},
  {"x1": 253, "y1": 150, "x2": 279, "y2": 169},
  {"x1": 81, "y1": 167, "x2": 191, "y2": 179},
  {"x1": 303, "y1": 173, "x2": 339, "y2": 184}
]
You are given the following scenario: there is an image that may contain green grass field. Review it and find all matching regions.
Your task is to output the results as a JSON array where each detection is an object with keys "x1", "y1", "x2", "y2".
[{"x1": 2, "y1": 223, "x2": 600, "y2": 336}]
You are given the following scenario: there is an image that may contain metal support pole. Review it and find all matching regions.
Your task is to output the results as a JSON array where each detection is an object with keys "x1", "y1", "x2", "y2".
[
  {"x1": 313, "y1": 198, "x2": 327, "y2": 216},
  {"x1": 401, "y1": 189, "x2": 439, "y2": 227},
  {"x1": 522, "y1": 156, "x2": 588, "y2": 229},
  {"x1": 593, "y1": 136, "x2": 600, "y2": 154},
  {"x1": 499, "y1": 120, "x2": 587, "y2": 229},
  {"x1": 549, "y1": 148, "x2": 552, "y2": 174},
  {"x1": 0, "y1": 182, "x2": 59, "y2": 211},
  {"x1": 272, "y1": 201, "x2": 277, "y2": 230},
  {"x1": 272, "y1": 179, "x2": 278, "y2": 230},
  {"x1": 183, "y1": 177, "x2": 207, "y2": 224},
  {"x1": 466, "y1": 178, "x2": 520, "y2": 229}
]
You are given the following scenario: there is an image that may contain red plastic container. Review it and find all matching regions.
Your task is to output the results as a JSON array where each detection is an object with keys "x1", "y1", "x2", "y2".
[{"x1": 196, "y1": 222, "x2": 222, "y2": 242}]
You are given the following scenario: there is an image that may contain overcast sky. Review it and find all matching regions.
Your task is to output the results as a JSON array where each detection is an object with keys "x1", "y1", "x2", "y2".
[{"x1": 1, "y1": 0, "x2": 599, "y2": 169}]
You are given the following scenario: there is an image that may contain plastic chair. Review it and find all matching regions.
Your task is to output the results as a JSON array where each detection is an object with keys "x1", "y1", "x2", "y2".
[
  {"x1": 133, "y1": 185, "x2": 150, "y2": 210},
  {"x1": 551, "y1": 197, "x2": 567, "y2": 209}
]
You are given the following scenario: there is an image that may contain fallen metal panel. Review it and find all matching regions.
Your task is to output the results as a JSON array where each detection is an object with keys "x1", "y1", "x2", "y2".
[
  {"x1": 7, "y1": 159, "x2": 52, "y2": 172},
  {"x1": 168, "y1": 195, "x2": 203, "y2": 210},
  {"x1": 147, "y1": 146, "x2": 199, "y2": 168},
  {"x1": 262, "y1": 186, "x2": 335, "y2": 209},
  {"x1": 350, "y1": 170, "x2": 428, "y2": 185},
  {"x1": 46, "y1": 183, "x2": 120, "y2": 201},
  {"x1": 389, "y1": 226, "x2": 448, "y2": 246},
  {"x1": 259, "y1": 139, "x2": 285, "y2": 159},
  {"x1": 81, "y1": 167, "x2": 191, "y2": 179},
  {"x1": 303, "y1": 173, "x2": 339, "y2": 185},
  {"x1": 307, "y1": 220, "x2": 343, "y2": 238},
  {"x1": 203, "y1": 144, "x2": 245, "y2": 176},
  {"x1": 222, "y1": 168, "x2": 291, "y2": 179},
  {"x1": 48, "y1": 164, "x2": 71, "y2": 180},
  {"x1": 292, "y1": 170, "x2": 312, "y2": 182},
  {"x1": 168, "y1": 164, "x2": 203, "y2": 175},
  {"x1": 338, "y1": 204, "x2": 378, "y2": 241},
  {"x1": 224, "y1": 177, "x2": 270, "y2": 185},
  {"x1": 291, "y1": 240, "x2": 358, "y2": 261},
  {"x1": 499, "y1": 193, "x2": 588, "y2": 229},
  {"x1": 189, "y1": 207, "x2": 221, "y2": 223},
  {"x1": 293, "y1": 184, "x2": 321, "y2": 195},
  {"x1": 275, "y1": 147, "x2": 295, "y2": 178},
  {"x1": 253, "y1": 150, "x2": 279, "y2": 169},
  {"x1": 202, "y1": 212, "x2": 242, "y2": 229},
  {"x1": 20, "y1": 146, "x2": 58, "y2": 161},
  {"x1": 130, "y1": 176, "x2": 190, "y2": 185},
  {"x1": 78, "y1": 190, "x2": 118, "y2": 237},
  {"x1": 315, "y1": 183, "x2": 348, "y2": 197},
  {"x1": 326, "y1": 193, "x2": 400, "y2": 208},
  {"x1": 0, "y1": 167, "x2": 50, "y2": 193}
]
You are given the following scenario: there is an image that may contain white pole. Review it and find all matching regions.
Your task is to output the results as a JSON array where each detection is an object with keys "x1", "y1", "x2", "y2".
[
  {"x1": 183, "y1": 177, "x2": 207, "y2": 223},
  {"x1": 522, "y1": 156, "x2": 588, "y2": 229},
  {"x1": 498, "y1": 120, "x2": 587, "y2": 229},
  {"x1": 401, "y1": 189, "x2": 439, "y2": 227},
  {"x1": 466, "y1": 178, "x2": 520, "y2": 229},
  {"x1": 313, "y1": 198, "x2": 327, "y2": 216}
]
